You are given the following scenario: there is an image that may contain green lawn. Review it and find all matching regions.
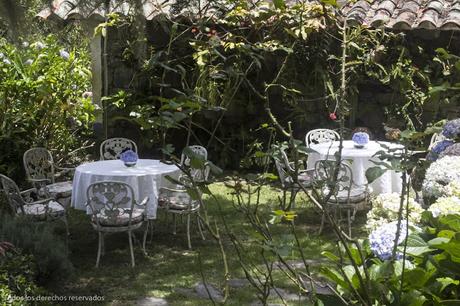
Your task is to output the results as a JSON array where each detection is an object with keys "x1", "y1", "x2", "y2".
[{"x1": 48, "y1": 181, "x2": 365, "y2": 305}]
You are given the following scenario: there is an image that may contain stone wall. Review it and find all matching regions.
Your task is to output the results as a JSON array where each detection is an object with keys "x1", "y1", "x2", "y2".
[{"x1": 101, "y1": 23, "x2": 460, "y2": 165}]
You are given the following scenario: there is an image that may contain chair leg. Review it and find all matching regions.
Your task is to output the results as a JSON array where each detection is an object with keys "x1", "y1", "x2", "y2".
[
  {"x1": 347, "y1": 209, "x2": 352, "y2": 238},
  {"x1": 173, "y1": 214, "x2": 177, "y2": 235},
  {"x1": 128, "y1": 231, "x2": 135, "y2": 267},
  {"x1": 149, "y1": 220, "x2": 154, "y2": 244},
  {"x1": 282, "y1": 189, "x2": 287, "y2": 209},
  {"x1": 319, "y1": 208, "x2": 326, "y2": 235},
  {"x1": 142, "y1": 222, "x2": 148, "y2": 255},
  {"x1": 197, "y1": 215, "x2": 205, "y2": 240},
  {"x1": 187, "y1": 214, "x2": 192, "y2": 249},
  {"x1": 96, "y1": 232, "x2": 102, "y2": 268},
  {"x1": 101, "y1": 233, "x2": 105, "y2": 256},
  {"x1": 62, "y1": 215, "x2": 70, "y2": 236},
  {"x1": 289, "y1": 189, "x2": 298, "y2": 210}
]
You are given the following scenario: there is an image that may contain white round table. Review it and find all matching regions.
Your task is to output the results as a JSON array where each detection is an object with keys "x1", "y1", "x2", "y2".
[
  {"x1": 306, "y1": 140, "x2": 403, "y2": 195},
  {"x1": 71, "y1": 159, "x2": 180, "y2": 219}
]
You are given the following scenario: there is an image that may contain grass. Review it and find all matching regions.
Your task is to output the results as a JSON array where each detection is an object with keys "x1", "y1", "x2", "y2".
[{"x1": 45, "y1": 181, "x2": 367, "y2": 305}]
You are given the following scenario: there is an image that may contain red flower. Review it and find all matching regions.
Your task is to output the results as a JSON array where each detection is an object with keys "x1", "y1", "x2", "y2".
[
  {"x1": 191, "y1": 28, "x2": 198, "y2": 33},
  {"x1": 329, "y1": 112, "x2": 337, "y2": 120}
]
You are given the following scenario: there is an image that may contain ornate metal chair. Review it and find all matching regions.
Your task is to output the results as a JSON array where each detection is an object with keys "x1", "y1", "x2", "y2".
[
  {"x1": 86, "y1": 181, "x2": 148, "y2": 267},
  {"x1": 180, "y1": 145, "x2": 209, "y2": 182},
  {"x1": 428, "y1": 132, "x2": 447, "y2": 150},
  {"x1": 0, "y1": 174, "x2": 69, "y2": 234},
  {"x1": 100, "y1": 138, "x2": 138, "y2": 160},
  {"x1": 158, "y1": 176, "x2": 205, "y2": 249},
  {"x1": 23, "y1": 148, "x2": 74, "y2": 206},
  {"x1": 305, "y1": 129, "x2": 340, "y2": 148},
  {"x1": 273, "y1": 148, "x2": 314, "y2": 209},
  {"x1": 314, "y1": 160, "x2": 371, "y2": 237}
]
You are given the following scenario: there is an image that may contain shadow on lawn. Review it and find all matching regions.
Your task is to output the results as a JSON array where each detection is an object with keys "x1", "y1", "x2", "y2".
[{"x1": 46, "y1": 184, "x2": 365, "y2": 305}]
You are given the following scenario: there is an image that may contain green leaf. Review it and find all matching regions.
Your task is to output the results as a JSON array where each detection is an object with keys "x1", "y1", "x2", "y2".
[
  {"x1": 366, "y1": 167, "x2": 387, "y2": 184},
  {"x1": 405, "y1": 234, "x2": 432, "y2": 256},
  {"x1": 400, "y1": 290, "x2": 427, "y2": 306},
  {"x1": 273, "y1": 0, "x2": 286, "y2": 9},
  {"x1": 439, "y1": 215, "x2": 460, "y2": 232},
  {"x1": 319, "y1": 0, "x2": 338, "y2": 7},
  {"x1": 403, "y1": 268, "x2": 430, "y2": 289},
  {"x1": 437, "y1": 277, "x2": 459, "y2": 292},
  {"x1": 320, "y1": 267, "x2": 349, "y2": 290},
  {"x1": 321, "y1": 251, "x2": 340, "y2": 262}
]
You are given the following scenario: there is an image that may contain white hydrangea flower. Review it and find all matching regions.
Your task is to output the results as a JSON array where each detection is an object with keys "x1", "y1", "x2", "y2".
[
  {"x1": 35, "y1": 42, "x2": 45, "y2": 49},
  {"x1": 445, "y1": 181, "x2": 460, "y2": 198},
  {"x1": 423, "y1": 156, "x2": 460, "y2": 199},
  {"x1": 22, "y1": 41, "x2": 29, "y2": 48},
  {"x1": 365, "y1": 193, "x2": 423, "y2": 232},
  {"x1": 428, "y1": 196, "x2": 460, "y2": 218}
]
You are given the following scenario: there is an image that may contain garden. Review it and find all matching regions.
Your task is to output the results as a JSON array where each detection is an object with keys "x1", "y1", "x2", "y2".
[{"x1": 1, "y1": 0, "x2": 460, "y2": 305}]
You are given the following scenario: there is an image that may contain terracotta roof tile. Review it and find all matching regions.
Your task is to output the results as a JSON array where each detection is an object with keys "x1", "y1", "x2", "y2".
[
  {"x1": 345, "y1": 0, "x2": 460, "y2": 30},
  {"x1": 38, "y1": 0, "x2": 460, "y2": 31},
  {"x1": 37, "y1": 0, "x2": 271, "y2": 22}
]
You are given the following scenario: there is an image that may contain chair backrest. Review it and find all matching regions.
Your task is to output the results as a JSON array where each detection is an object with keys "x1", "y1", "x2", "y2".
[
  {"x1": 273, "y1": 149, "x2": 293, "y2": 189},
  {"x1": 181, "y1": 145, "x2": 208, "y2": 166},
  {"x1": 23, "y1": 147, "x2": 55, "y2": 185},
  {"x1": 86, "y1": 181, "x2": 136, "y2": 226},
  {"x1": 181, "y1": 145, "x2": 209, "y2": 182},
  {"x1": 428, "y1": 133, "x2": 447, "y2": 150},
  {"x1": 0, "y1": 174, "x2": 25, "y2": 215},
  {"x1": 305, "y1": 129, "x2": 340, "y2": 148},
  {"x1": 314, "y1": 160, "x2": 353, "y2": 202},
  {"x1": 100, "y1": 138, "x2": 138, "y2": 160}
]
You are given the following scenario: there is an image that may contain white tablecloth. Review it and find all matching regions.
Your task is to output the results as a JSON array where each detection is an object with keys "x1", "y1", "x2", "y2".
[
  {"x1": 306, "y1": 140, "x2": 403, "y2": 195},
  {"x1": 71, "y1": 159, "x2": 180, "y2": 219}
]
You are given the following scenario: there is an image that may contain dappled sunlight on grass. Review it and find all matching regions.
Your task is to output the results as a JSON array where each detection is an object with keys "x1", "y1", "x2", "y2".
[{"x1": 47, "y1": 181, "x2": 364, "y2": 305}]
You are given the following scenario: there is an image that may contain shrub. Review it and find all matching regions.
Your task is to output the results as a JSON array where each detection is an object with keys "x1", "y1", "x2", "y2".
[
  {"x1": 0, "y1": 216, "x2": 74, "y2": 283},
  {"x1": 0, "y1": 35, "x2": 95, "y2": 181},
  {"x1": 422, "y1": 156, "x2": 460, "y2": 200},
  {"x1": 0, "y1": 244, "x2": 45, "y2": 304},
  {"x1": 365, "y1": 193, "x2": 423, "y2": 231}
]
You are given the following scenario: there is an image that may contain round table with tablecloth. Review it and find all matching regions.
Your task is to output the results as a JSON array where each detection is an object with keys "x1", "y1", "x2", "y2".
[
  {"x1": 306, "y1": 140, "x2": 403, "y2": 195},
  {"x1": 71, "y1": 159, "x2": 180, "y2": 219}
]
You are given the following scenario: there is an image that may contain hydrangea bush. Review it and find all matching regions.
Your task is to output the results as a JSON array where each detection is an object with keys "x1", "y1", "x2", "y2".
[
  {"x1": 369, "y1": 221, "x2": 409, "y2": 260},
  {"x1": 428, "y1": 196, "x2": 460, "y2": 218},
  {"x1": 439, "y1": 143, "x2": 460, "y2": 159},
  {"x1": 366, "y1": 193, "x2": 423, "y2": 231},
  {"x1": 0, "y1": 35, "x2": 94, "y2": 180},
  {"x1": 442, "y1": 118, "x2": 460, "y2": 139},
  {"x1": 422, "y1": 156, "x2": 460, "y2": 199},
  {"x1": 426, "y1": 139, "x2": 454, "y2": 161}
]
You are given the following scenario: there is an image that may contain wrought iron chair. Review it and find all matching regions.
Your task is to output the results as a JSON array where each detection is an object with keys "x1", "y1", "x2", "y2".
[
  {"x1": 100, "y1": 138, "x2": 138, "y2": 160},
  {"x1": 314, "y1": 160, "x2": 371, "y2": 237},
  {"x1": 86, "y1": 181, "x2": 148, "y2": 267},
  {"x1": 305, "y1": 129, "x2": 340, "y2": 148},
  {"x1": 273, "y1": 148, "x2": 314, "y2": 209},
  {"x1": 0, "y1": 174, "x2": 69, "y2": 234},
  {"x1": 23, "y1": 147, "x2": 74, "y2": 206},
  {"x1": 158, "y1": 176, "x2": 205, "y2": 249},
  {"x1": 428, "y1": 132, "x2": 447, "y2": 150},
  {"x1": 180, "y1": 145, "x2": 210, "y2": 182}
]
